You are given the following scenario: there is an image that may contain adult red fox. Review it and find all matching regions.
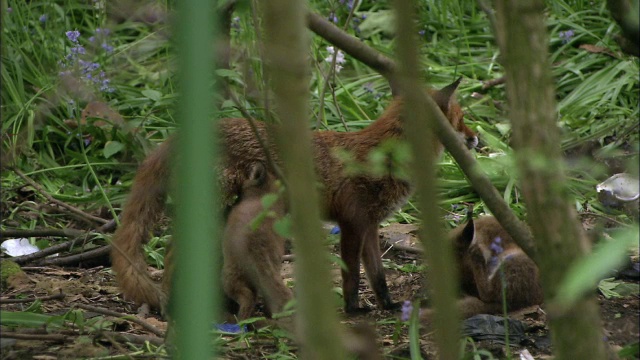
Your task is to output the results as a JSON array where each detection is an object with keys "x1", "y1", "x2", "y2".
[
  {"x1": 111, "y1": 78, "x2": 477, "y2": 313},
  {"x1": 421, "y1": 215, "x2": 543, "y2": 320}
]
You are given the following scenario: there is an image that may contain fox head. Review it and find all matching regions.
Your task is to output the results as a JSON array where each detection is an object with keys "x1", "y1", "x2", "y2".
[{"x1": 431, "y1": 77, "x2": 478, "y2": 150}]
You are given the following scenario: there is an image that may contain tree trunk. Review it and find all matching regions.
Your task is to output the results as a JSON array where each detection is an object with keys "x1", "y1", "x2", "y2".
[
  {"x1": 261, "y1": 1, "x2": 346, "y2": 359},
  {"x1": 493, "y1": 1, "x2": 607, "y2": 359},
  {"x1": 393, "y1": 2, "x2": 461, "y2": 359}
]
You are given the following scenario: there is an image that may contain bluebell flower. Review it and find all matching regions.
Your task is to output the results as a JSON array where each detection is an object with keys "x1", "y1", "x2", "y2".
[
  {"x1": 401, "y1": 300, "x2": 413, "y2": 321},
  {"x1": 101, "y1": 42, "x2": 114, "y2": 53},
  {"x1": 490, "y1": 236, "x2": 503, "y2": 255},
  {"x1": 559, "y1": 30, "x2": 574, "y2": 44},
  {"x1": 418, "y1": 29, "x2": 426, "y2": 36},
  {"x1": 325, "y1": 46, "x2": 346, "y2": 73},
  {"x1": 231, "y1": 16, "x2": 241, "y2": 30},
  {"x1": 7, "y1": 7, "x2": 12, "y2": 13},
  {"x1": 61, "y1": 29, "x2": 115, "y2": 93},
  {"x1": 363, "y1": 82, "x2": 375, "y2": 93},
  {"x1": 66, "y1": 30, "x2": 81, "y2": 43},
  {"x1": 39, "y1": 14, "x2": 47, "y2": 23},
  {"x1": 329, "y1": 12, "x2": 338, "y2": 23}
]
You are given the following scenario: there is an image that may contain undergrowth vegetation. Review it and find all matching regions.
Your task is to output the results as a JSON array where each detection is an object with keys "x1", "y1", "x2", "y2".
[{"x1": 1, "y1": 0, "x2": 638, "y2": 358}]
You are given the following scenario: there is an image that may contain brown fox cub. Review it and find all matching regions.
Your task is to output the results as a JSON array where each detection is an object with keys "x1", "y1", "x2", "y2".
[
  {"x1": 111, "y1": 78, "x2": 478, "y2": 313},
  {"x1": 422, "y1": 215, "x2": 543, "y2": 320},
  {"x1": 222, "y1": 162, "x2": 291, "y2": 321}
]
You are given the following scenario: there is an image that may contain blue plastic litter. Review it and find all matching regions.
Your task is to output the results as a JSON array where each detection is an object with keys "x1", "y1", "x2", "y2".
[
  {"x1": 330, "y1": 226, "x2": 341, "y2": 234},
  {"x1": 214, "y1": 323, "x2": 246, "y2": 334}
]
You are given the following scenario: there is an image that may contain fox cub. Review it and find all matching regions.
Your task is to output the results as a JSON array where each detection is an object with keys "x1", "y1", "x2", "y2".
[
  {"x1": 222, "y1": 162, "x2": 291, "y2": 320},
  {"x1": 422, "y1": 215, "x2": 543, "y2": 320}
]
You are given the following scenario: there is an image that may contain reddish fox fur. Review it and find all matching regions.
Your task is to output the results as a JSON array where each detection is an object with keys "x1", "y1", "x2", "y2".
[
  {"x1": 421, "y1": 215, "x2": 543, "y2": 320},
  {"x1": 222, "y1": 162, "x2": 291, "y2": 320},
  {"x1": 110, "y1": 78, "x2": 477, "y2": 313}
]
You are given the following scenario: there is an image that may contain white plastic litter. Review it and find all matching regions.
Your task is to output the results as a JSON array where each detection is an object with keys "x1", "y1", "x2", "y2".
[
  {"x1": 519, "y1": 349, "x2": 535, "y2": 360},
  {"x1": 1, "y1": 238, "x2": 40, "y2": 257}
]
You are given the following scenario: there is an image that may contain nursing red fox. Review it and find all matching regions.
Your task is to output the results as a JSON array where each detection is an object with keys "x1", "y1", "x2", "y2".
[{"x1": 111, "y1": 78, "x2": 478, "y2": 313}]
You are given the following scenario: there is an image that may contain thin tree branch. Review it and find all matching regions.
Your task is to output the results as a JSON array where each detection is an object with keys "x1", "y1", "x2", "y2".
[
  {"x1": 36, "y1": 244, "x2": 111, "y2": 267},
  {"x1": 75, "y1": 303, "x2": 165, "y2": 338},
  {"x1": 10, "y1": 167, "x2": 108, "y2": 225},
  {"x1": 10, "y1": 219, "x2": 116, "y2": 265},
  {"x1": 99, "y1": 331, "x2": 164, "y2": 347},
  {"x1": 0, "y1": 332, "x2": 68, "y2": 342},
  {"x1": 0, "y1": 228, "x2": 84, "y2": 239},
  {"x1": 0, "y1": 291, "x2": 65, "y2": 304},
  {"x1": 306, "y1": 12, "x2": 399, "y2": 94}
]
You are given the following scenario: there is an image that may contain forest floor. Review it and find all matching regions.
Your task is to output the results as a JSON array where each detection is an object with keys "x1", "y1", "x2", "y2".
[{"x1": 1, "y1": 222, "x2": 638, "y2": 359}]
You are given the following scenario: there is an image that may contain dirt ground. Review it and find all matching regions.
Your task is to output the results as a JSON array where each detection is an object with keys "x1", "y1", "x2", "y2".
[{"x1": 1, "y1": 226, "x2": 638, "y2": 359}]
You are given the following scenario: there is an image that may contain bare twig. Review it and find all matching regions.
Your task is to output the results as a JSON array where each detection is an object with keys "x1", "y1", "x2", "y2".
[
  {"x1": 384, "y1": 240, "x2": 423, "y2": 254},
  {"x1": 0, "y1": 291, "x2": 65, "y2": 304},
  {"x1": 316, "y1": 0, "x2": 358, "y2": 130},
  {"x1": 481, "y1": 76, "x2": 506, "y2": 90},
  {"x1": 0, "y1": 332, "x2": 68, "y2": 342},
  {"x1": 75, "y1": 303, "x2": 165, "y2": 338},
  {"x1": 99, "y1": 331, "x2": 164, "y2": 346},
  {"x1": 10, "y1": 219, "x2": 116, "y2": 265},
  {"x1": 10, "y1": 167, "x2": 108, "y2": 225},
  {"x1": 0, "y1": 228, "x2": 84, "y2": 239},
  {"x1": 36, "y1": 244, "x2": 111, "y2": 266},
  {"x1": 306, "y1": 12, "x2": 399, "y2": 94}
]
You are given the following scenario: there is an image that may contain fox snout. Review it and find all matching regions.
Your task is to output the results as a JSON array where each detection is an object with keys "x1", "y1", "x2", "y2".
[{"x1": 465, "y1": 135, "x2": 479, "y2": 149}]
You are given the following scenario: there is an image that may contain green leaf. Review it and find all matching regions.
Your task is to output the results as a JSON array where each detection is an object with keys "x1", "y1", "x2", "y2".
[
  {"x1": 273, "y1": 215, "x2": 292, "y2": 239},
  {"x1": 260, "y1": 193, "x2": 279, "y2": 209},
  {"x1": 598, "y1": 278, "x2": 640, "y2": 299},
  {"x1": 141, "y1": 89, "x2": 163, "y2": 102},
  {"x1": 357, "y1": 10, "x2": 396, "y2": 38},
  {"x1": 553, "y1": 226, "x2": 639, "y2": 309},
  {"x1": 0, "y1": 310, "x2": 65, "y2": 328},
  {"x1": 103, "y1": 141, "x2": 125, "y2": 158}
]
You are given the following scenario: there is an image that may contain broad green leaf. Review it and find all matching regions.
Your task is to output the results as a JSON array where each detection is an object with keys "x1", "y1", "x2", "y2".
[
  {"x1": 141, "y1": 89, "x2": 163, "y2": 102},
  {"x1": 103, "y1": 141, "x2": 125, "y2": 159},
  {"x1": 553, "y1": 226, "x2": 639, "y2": 308}
]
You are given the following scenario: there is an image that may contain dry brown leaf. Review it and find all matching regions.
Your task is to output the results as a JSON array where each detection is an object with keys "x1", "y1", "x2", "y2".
[
  {"x1": 81, "y1": 101, "x2": 124, "y2": 127},
  {"x1": 579, "y1": 44, "x2": 619, "y2": 58}
]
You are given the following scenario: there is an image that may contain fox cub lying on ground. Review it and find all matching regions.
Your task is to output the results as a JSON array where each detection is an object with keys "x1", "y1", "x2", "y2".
[{"x1": 422, "y1": 215, "x2": 543, "y2": 320}]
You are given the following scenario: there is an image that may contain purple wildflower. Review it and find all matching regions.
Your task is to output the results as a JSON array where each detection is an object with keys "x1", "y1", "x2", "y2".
[
  {"x1": 231, "y1": 16, "x2": 241, "y2": 30},
  {"x1": 39, "y1": 14, "x2": 47, "y2": 23},
  {"x1": 329, "y1": 12, "x2": 338, "y2": 23},
  {"x1": 325, "y1": 46, "x2": 346, "y2": 73},
  {"x1": 95, "y1": 27, "x2": 110, "y2": 36},
  {"x1": 363, "y1": 82, "x2": 375, "y2": 93},
  {"x1": 418, "y1": 29, "x2": 426, "y2": 36},
  {"x1": 66, "y1": 30, "x2": 81, "y2": 43},
  {"x1": 71, "y1": 46, "x2": 86, "y2": 55},
  {"x1": 559, "y1": 30, "x2": 574, "y2": 44},
  {"x1": 490, "y1": 236, "x2": 503, "y2": 255},
  {"x1": 101, "y1": 42, "x2": 114, "y2": 53},
  {"x1": 401, "y1": 300, "x2": 413, "y2": 321}
]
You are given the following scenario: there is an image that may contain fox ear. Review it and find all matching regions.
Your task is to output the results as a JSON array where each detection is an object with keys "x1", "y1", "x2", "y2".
[
  {"x1": 460, "y1": 215, "x2": 475, "y2": 246},
  {"x1": 247, "y1": 162, "x2": 267, "y2": 186},
  {"x1": 432, "y1": 77, "x2": 462, "y2": 112}
]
